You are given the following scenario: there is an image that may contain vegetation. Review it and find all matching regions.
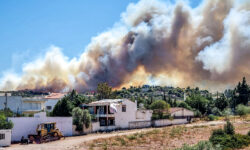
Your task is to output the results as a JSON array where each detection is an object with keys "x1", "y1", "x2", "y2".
[
  {"x1": 209, "y1": 121, "x2": 250, "y2": 150},
  {"x1": 236, "y1": 104, "x2": 250, "y2": 117},
  {"x1": 0, "y1": 111, "x2": 13, "y2": 129},
  {"x1": 51, "y1": 90, "x2": 90, "y2": 116},
  {"x1": 72, "y1": 107, "x2": 91, "y2": 132},
  {"x1": 176, "y1": 141, "x2": 220, "y2": 150},
  {"x1": 150, "y1": 100, "x2": 170, "y2": 120},
  {"x1": 97, "y1": 82, "x2": 112, "y2": 100}
]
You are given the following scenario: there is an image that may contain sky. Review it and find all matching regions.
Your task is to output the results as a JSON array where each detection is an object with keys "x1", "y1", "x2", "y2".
[{"x1": 0, "y1": 0, "x2": 201, "y2": 76}]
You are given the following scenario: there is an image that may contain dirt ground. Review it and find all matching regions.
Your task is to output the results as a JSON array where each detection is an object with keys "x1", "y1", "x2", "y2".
[{"x1": 3, "y1": 119, "x2": 250, "y2": 150}]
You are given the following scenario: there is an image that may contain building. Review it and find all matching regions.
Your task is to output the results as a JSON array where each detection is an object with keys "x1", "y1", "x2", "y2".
[
  {"x1": 45, "y1": 93, "x2": 65, "y2": 112},
  {"x1": 0, "y1": 93, "x2": 22, "y2": 114},
  {"x1": 22, "y1": 97, "x2": 46, "y2": 115},
  {"x1": 0, "y1": 129, "x2": 11, "y2": 147},
  {"x1": 169, "y1": 107, "x2": 194, "y2": 121},
  {"x1": 86, "y1": 99, "x2": 152, "y2": 131}
]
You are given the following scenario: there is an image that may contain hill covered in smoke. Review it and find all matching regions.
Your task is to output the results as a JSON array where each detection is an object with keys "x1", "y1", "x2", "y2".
[{"x1": 1, "y1": 0, "x2": 250, "y2": 92}]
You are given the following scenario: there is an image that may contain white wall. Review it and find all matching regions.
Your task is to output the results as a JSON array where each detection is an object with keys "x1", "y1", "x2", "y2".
[
  {"x1": 8, "y1": 112, "x2": 72, "y2": 142},
  {"x1": 0, "y1": 96, "x2": 22, "y2": 114},
  {"x1": 0, "y1": 130, "x2": 11, "y2": 147},
  {"x1": 129, "y1": 121, "x2": 151, "y2": 129},
  {"x1": 171, "y1": 109, "x2": 194, "y2": 117},
  {"x1": 45, "y1": 99, "x2": 59, "y2": 112},
  {"x1": 153, "y1": 119, "x2": 188, "y2": 127}
]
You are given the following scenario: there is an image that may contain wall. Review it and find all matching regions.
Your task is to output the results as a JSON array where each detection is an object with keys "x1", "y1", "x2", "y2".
[
  {"x1": 153, "y1": 119, "x2": 188, "y2": 127},
  {"x1": 171, "y1": 109, "x2": 194, "y2": 117},
  {"x1": 0, "y1": 130, "x2": 11, "y2": 147},
  {"x1": 0, "y1": 96, "x2": 22, "y2": 114},
  {"x1": 45, "y1": 99, "x2": 59, "y2": 112},
  {"x1": 129, "y1": 121, "x2": 152, "y2": 129},
  {"x1": 8, "y1": 112, "x2": 72, "y2": 142}
]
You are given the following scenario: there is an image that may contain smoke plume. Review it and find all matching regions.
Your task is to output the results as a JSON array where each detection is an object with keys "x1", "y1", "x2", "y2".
[{"x1": 1, "y1": 0, "x2": 250, "y2": 92}]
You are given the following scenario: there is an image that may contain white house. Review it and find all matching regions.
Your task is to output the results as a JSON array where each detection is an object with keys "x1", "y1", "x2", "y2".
[
  {"x1": 0, "y1": 130, "x2": 11, "y2": 147},
  {"x1": 22, "y1": 97, "x2": 46, "y2": 115},
  {"x1": 44, "y1": 93, "x2": 65, "y2": 112},
  {"x1": 86, "y1": 99, "x2": 152, "y2": 131},
  {"x1": 0, "y1": 93, "x2": 22, "y2": 114}
]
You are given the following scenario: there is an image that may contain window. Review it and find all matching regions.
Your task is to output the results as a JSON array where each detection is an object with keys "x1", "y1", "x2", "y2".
[
  {"x1": 108, "y1": 118, "x2": 115, "y2": 126},
  {"x1": 46, "y1": 106, "x2": 52, "y2": 110},
  {"x1": 99, "y1": 118, "x2": 107, "y2": 126},
  {"x1": 122, "y1": 105, "x2": 126, "y2": 112},
  {"x1": 0, "y1": 134, "x2": 5, "y2": 140}
]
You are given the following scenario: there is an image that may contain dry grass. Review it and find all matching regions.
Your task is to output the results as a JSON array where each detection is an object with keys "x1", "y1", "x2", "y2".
[{"x1": 84, "y1": 116, "x2": 250, "y2": 150}]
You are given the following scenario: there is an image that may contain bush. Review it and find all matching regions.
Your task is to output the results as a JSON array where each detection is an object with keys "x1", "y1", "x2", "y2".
[
  {"x1": 248, "y1": 130, "x2": 250, "y2": 136},
  {"x1": 194, "y1": 110, "x2": 202, "y2": 118},
  {"x1": 211, "y1": 107, "x2": 222, "y2": 116},
  {"x1": 224, "y1": 121, "x2": 234, "y2": 135},
  {"x1": 236, "y1": 104, "x2": 250, "y2": 117},
  {"x1": 176, "y1": 141, "x2": 220, "y2": 150},
  {"x1": 0, "y1": 113, "x2": 14, "y2": 129},
  {"x1": 207, "y1": 114, "x2": 219, "y2": 121},
  {"x1": 150, "y1": 100, "x2": 170, "y2": 110},
  {"x1": 209, "y1": 123, "x2": 250, "y2": 150}
]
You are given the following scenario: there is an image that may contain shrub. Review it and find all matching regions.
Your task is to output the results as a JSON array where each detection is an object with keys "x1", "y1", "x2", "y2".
[
  {"x1": 248, "y1": 130, "x2": 250, "y2": 136},
  {"x1": 209, "y1": 123, "x2": 250, "y2": 150},
  {"x1": 211, "y1": 107, "x2": 222, "y2": 116},
  {"x1": 194, "y1": 110, "x2": 202, "y2": 118},
  {"x1": 236, "y1": 104, "x2": 250, "y2": 117},
  {"x1": 207, "y1": 114, "x2": 219, "y2": 121},
  {"x1": 0, "y1": 113, "x2": 14, "y2": 129},
  {"x1": 224, "y1": 121, "x2": 234, "y2": 135},
  {"x1": 176, "y1": 141, "x2": 220, "y2": 150}
]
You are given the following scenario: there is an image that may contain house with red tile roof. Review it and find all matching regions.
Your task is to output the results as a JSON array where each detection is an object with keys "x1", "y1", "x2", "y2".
[{"x1": 44, "y1": 93, "x2": 66, "y2": 112}]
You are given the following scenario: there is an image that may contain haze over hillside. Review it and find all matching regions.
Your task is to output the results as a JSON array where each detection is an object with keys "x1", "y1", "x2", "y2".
[{"x1": 0, "y1": 0, "x2": 250, "y2": 92}]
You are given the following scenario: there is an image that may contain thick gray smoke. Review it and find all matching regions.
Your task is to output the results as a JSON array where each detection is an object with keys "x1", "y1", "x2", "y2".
[{"x1": 1, "y1": 0, "x2": 250, "y2": 92}]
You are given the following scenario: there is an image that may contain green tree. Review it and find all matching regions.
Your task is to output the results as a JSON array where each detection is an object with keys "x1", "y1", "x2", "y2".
[
  {"x1": 214, "y1": 94, "x2": 228, "y2": 111},
  {"x1": 0, "y1": 113, "x2": 13, "y2": 129},
  {"x1": 186, "y1": 94, "x2": 209, "y2": 114},
  {"x1": 150, "y1": 100, "x2": 170, "y2": 110},
  {"x1": 236, "y1": 104, "x2": 250, "y2": 117},
  {"x1": 72, "y1": 107, "x2": 83, "y2": 131},
  {"x1": 52, "y1": 96, "x2": 73, "y2": 116},
  {"x1": 97, "y1": 83, "x2": 112, "y2": 100},
  {"x1": 235, "y1": 77, "x2": 249, "y2": 105},
  {"x1": 72, "y1": 107, "x2": 91, "y2": 132},
  {"x1": 224, "y1": 120, "x2": 234, "y2": 135}
]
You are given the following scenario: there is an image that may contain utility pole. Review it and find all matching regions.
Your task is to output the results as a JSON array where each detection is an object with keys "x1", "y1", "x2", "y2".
[{"x1": 4, "y1": 92, "x2": 8, "y2": 110}]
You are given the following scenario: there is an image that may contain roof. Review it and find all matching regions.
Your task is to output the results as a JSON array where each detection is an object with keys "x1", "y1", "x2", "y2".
[
  {"x1": 169, "y1": 107, "x2": 185, "y2": 114},
  {"x1": 22, "y1": 97, "x2": 46, "y2": 102},
  {"x1": 87, "y1": 99, "x2": 126, "y2": 106},
  {"x1": 45, "y1": 93, "x2": 65, "y2": 99}
]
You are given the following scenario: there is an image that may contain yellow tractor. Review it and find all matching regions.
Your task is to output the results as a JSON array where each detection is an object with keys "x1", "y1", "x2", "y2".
[{"x1": 28, "y1": 122, "x2": 64, "y2": 143}]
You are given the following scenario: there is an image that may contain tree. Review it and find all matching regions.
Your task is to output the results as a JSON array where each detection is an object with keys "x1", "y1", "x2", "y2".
[
  {"x1": 97, "y1": 83, "x2": 112, "y2": 100},
  {"x1": 236, "y1": 104, "x2": 250, "y2": 117},
  {"x1": 186, "y1": 94, "x2": 209, "y2": 114},
  {"x1": 150, "y1": 100, "x2": 170, "y2": 110},
  {"x1": 214, "y1": 94, "x2": 228, "y2": 111},
  {"x1": 234, "y1": 77, "x2": 249, "y2": 105},
  {"x1": 72, "y1": 107, "x2": 91, "y2": 132},
  {"x1": 224, "y1": 120, "x2": 234, "y2": 135},
  {"x1": 82, "y1": 109, "x2": 91, "y2": 128},
  {"x1": 51, "y1": 96, "x2": 73, "y2": 116},
  {"x1": 0, "y1": 113, "x2": 13, "y2": 129},
  {"x1": 177, "y1": 101, "x2": 192, "y2": 110},
  {"x1": 72, "y1": 107, "x2": 83, "y2": 131}
]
